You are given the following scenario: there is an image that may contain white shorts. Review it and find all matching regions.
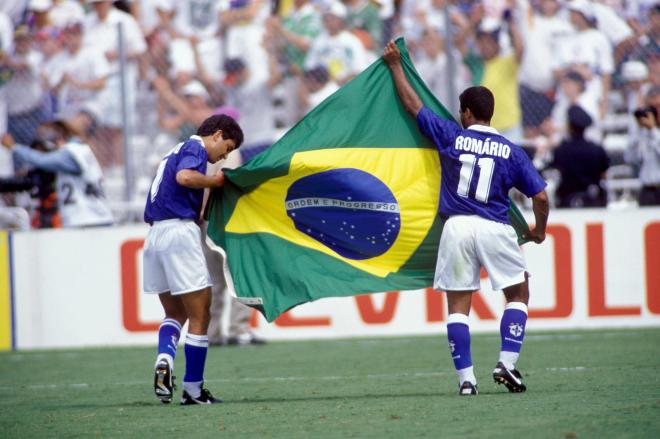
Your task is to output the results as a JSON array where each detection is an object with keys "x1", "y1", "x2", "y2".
[
  {"x1": 143, "y1": 219, "x2": 213, "y2": 295},
  {"x1": 433, "y1": 215, "x2": 527, "y2": 292}
]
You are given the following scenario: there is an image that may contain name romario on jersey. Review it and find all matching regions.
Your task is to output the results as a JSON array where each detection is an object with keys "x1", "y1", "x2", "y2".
[
  {"x1": 144, "y1": 135, "x2": 208, "y2": 224},
  {"x1": 416, "y1": 107, "x2": 546, "y2": 224}
]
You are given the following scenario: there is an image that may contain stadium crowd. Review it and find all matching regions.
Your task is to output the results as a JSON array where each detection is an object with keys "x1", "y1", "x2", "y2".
[{"x1": 0, "y1": 0, "x2": 659, "y2": 230}]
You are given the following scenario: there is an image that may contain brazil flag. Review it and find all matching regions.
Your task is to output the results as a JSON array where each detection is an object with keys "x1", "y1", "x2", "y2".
[{"x1": 206, "y1": 38, "x2": 529, "y2": 322}]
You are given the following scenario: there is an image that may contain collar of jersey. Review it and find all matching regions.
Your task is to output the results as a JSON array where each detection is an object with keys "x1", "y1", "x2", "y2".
[
  {"x1": 189, "y1": 135, "x2": 204, "y2": 144},
  {"x1": 466, "y1": 124, "x2": 500, "y2": 135}
]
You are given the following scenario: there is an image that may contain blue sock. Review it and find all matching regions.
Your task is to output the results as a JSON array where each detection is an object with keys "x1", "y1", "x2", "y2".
[
  {"x1": 447, "y1": 313, "x2": 476, "y2": 385},
  {"x1": 183, "y1": 333, "x2": 209, "y2": 397},
  {"x1": 499, "y1": 302, "x2": 528, "y2": 369},
  {"x1": 156, "y1": 318, "x2": 181, "y2": 367}
]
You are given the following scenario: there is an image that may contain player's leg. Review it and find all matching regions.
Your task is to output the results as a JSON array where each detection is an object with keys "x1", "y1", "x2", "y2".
[
  {"x1": 492, "y1": 278, "x2": 529, "y2": 392},
  {"x1": 446, "y1": 291, "x2": 478, "y2": 395},
  {"x1": 143, "y1": 227, "x2": 181, "y2": 403},
  {"x1": 179, "y1": 287, "x2": 221, "y2": 404},
  {"x1": 475, "y1": 219, "x2": 529, "y2": 392},
  {"x1": 434, "y1": 216, "x2": 481, "y2": 395},
  {"x1": 159, "y1": 221, "x2": 217, "y2": 404},
  {"x1": 154, "y1": 292, "x2": 186, "y2": 403}
]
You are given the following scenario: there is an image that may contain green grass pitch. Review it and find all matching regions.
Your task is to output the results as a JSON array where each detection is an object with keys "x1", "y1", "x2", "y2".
[{"x1": 1, "y1": 328, "x2": 659, "y2": 438}]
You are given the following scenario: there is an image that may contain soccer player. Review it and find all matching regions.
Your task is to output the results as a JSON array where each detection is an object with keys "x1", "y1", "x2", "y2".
[
  {"x1": 383, "y1": 41, "x2": 549, "y2": 396},
  {"x1": 143, "y1": 114, "x2": 243, "y2": 404}
]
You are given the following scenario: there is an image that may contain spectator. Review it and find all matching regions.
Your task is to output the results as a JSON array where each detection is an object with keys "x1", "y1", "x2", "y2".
[
  {"x1": 551, "y1": 70, "x2": 601, "y2": 144},
  {"x1": 222, "y1": 0, "x2": 271, "y2": 87},
  {"x1": 304, "y1": 1, "x2": 371, "y2": 84},
  {"x1": 298, "y1": 64, "x2": 339, "y2": 116},
  {"x1": 49, "y1": 22, "x2": 110, "y2": 131},
  {"x1": 621, "y1": 60, "x2": 651, "y2": 135},
  {"x1": 83, "y1": 0, "x2": 147, "y2": 168},
  {"x1": 153, "y1": 77, "x2": 214, "y2": 141},
  {"x1": 344, "y1": 0, "x2": 383, "y2": 49},
  {"x1": 518, "y1": 0, "x2": 572, "y2": 139},
  {"x1": 5, "y1": 25, "x2": 47, "y2": 145},
  {"x1": 33, "y1": 26, "x2": 62, "y2": 119},
  {"x1": 0, "y1": 130, "x2": 61, "y2": 229},
  {"x1": 414, "y1": 27, "x2": 469, "y2": 111},
  {"x1": 26, "y1": 0, "x2": 53, "y2": 33},
  {"x1": 49, "y1": 0, "x2": 86, "y2": 28},
  {"x1": 458, "y1": 6, "x2": 525, "y2": 142},
  {"x1": 550, "y1": 105, "x2": 610, "y2": 207},
  {"x1": 0, "y1": 1, "x2": 26, "y2": 26},
  {"x1": 266, "y1": 0, "x2": 321, "y2": 76},
  {"x1": 0, "y1": 10, "x2": 13, "y2": 177},
  {"x1": 162, "y1": 0, "x2": 225, "y2": 85},
  {"x1": 625, "y1": 89, "x2": 660, "y2": 205},
  {"x1": 565, "y1": 0, "x2": 634, "y2": 63},
  {"x1": 1, "y1": 120, "x2": 114, "y2": 227},
  {"x1": 557, "y1": 0, "x2": 614, "y2": 119},
  {"x1": 221, "y1": 56, "x2": 279, "y2": 151},
  {"x1": 265, "y1": 0, "x2": 322, "y2": 127}
]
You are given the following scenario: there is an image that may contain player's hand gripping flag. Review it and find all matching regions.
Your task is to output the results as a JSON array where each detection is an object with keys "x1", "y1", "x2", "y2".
[{"x1": 205, "y1": 38, "x2": 530, "y2": 321}]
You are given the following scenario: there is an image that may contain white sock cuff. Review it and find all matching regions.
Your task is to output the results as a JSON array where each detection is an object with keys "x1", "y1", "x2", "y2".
[
  {"x1": 155, "y1": 353, "x2": 174, "y2": 369},
  {"x1": 447, "y1": 313, "x2": 470, "y2": 326},
  {"x1": 185, "y1": 333, "x2": 209, "y2": 348},
  {"x1": 161, "y1": 319, "x2": 182, "y2": 330},
  {"x1": 505, "y1": 302, "x2": 528, "y2": 315}
]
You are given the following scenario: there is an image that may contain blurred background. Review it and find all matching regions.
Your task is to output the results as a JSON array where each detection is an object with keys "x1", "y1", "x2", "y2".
[{"x1": 0, "y1": 0, "x2": 658, "y2": 229}]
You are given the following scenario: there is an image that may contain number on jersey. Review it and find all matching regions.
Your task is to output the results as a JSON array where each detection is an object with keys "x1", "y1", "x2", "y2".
[{"x1": 457, "y1": 153, "x2": 495, "y2": 203}]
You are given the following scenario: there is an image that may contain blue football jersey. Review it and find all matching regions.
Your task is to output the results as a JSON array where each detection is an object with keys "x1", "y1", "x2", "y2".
[
  {"x1": 416, "y1": 107, "x2": 546, "y2": 224},
  {"x1": 144, "y1": 136, "x2": 209, "y2": 224}
]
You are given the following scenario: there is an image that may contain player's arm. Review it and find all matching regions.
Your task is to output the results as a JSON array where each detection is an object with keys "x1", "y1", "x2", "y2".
[
  {"x1": 383, "y1": 41, "x2": 423, "y2": 117},
  {"x1": 176, "y1": 169, "x2": 225, "y2": 189},
  {"x1": 523, "y1": 190, "x2": 549, "y2": 244}
]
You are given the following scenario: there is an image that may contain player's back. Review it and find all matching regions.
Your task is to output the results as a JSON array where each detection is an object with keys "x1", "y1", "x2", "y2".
[
  {"x1": 416, "y1": 107, "x2": 545, "y2": 224},
  {"x1": 144, "y1": 136, "x2": 209, "y2": 224}
]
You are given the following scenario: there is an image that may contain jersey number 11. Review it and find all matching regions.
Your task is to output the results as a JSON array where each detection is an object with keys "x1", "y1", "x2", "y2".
[{"x1": 457, "y1": 154, "x2": 495, "y2": 203}]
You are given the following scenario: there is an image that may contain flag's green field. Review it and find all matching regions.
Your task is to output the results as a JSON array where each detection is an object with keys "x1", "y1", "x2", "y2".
[{"x1": 1, "y1": 328, "x2": 659, "y2": 439}]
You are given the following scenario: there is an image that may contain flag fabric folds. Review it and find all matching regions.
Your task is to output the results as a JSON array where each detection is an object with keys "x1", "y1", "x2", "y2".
[{"x1": 206, "y1": 38, "x2": 529, "y2": 322}]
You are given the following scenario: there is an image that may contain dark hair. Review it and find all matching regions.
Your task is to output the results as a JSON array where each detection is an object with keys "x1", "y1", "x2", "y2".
[
  {"x1": 304, "y1": 65, "x2": 329, "y2": 83},
  {"x1": 40, "y1": 120, "x2": 72, "y2": 140},
  {"x1": 196, "y1": 114, "x2": 244, "y2": 148},
  {"x1": 459, "y1": 86, "x2": 494, "y2": 122}
]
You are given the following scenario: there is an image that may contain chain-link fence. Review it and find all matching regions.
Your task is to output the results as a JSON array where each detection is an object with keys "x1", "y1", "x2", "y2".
[{"x1": 1, "y1": 0, "x2": 658, "y2": 229}]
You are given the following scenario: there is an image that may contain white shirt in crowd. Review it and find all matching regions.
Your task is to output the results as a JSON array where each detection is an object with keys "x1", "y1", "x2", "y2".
[
  {"x1": 48, "y1": 0, "x2": 86, "y2": 28},
  {"x1": 0, "y1": 0, "x2": 25, "y2": 25},
  {"x1": 415, "y1": 49, "x2": 469, "y2": 110},
  {"x1": 224, "y1": 79, "x2": 275, "y2": 147},
  {"x1": 306, "y1": 80, "x2": 339, "y2": 114},
  {"x1": 519, "y1": 11, "x2": 573, "y2": 92},
  {"x1": 83, "y1": 7, "x2": 147, "y2": 75},
  {"x1": 305, "y1": 30, "x2": 371, "y2": 82},
  {"x1": 48, "y1": 46, "x2": 111, "y2": 121},
  {"x1": 558, "y1": 27, "x2": 614, "y2": 102},
  {"x1": 83, "y1": 6, "x2": 146, "y2": 127},
  {"x1": 551, "y1": 90, "x2": 602, "y2": 143},
  {"x1": 58, "y1": 141, "x2": 114, "y2": 227},
  {"x1": 171, "y1": 0, "x2": 224, "y2": 39},
  {"x1": 6, "y1": 49, "x2": 43, "y2": 115}
]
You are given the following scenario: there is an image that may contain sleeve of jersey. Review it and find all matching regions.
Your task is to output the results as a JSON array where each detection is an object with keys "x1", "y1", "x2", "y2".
[
  {"x1": 513, "y1": 149, "x2": 547, "y2": 197},
  {"x1": 176, "y1": 142, "x2": 207, "y2": 174},
  {"x1": 416, "y1": 107, "x2": 461, "y2": 153}
]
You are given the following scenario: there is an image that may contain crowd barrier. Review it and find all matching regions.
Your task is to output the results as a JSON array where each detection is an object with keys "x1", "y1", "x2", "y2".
[{"x1": 1, "y1": 207, "x2": 659, "y2": 350}]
